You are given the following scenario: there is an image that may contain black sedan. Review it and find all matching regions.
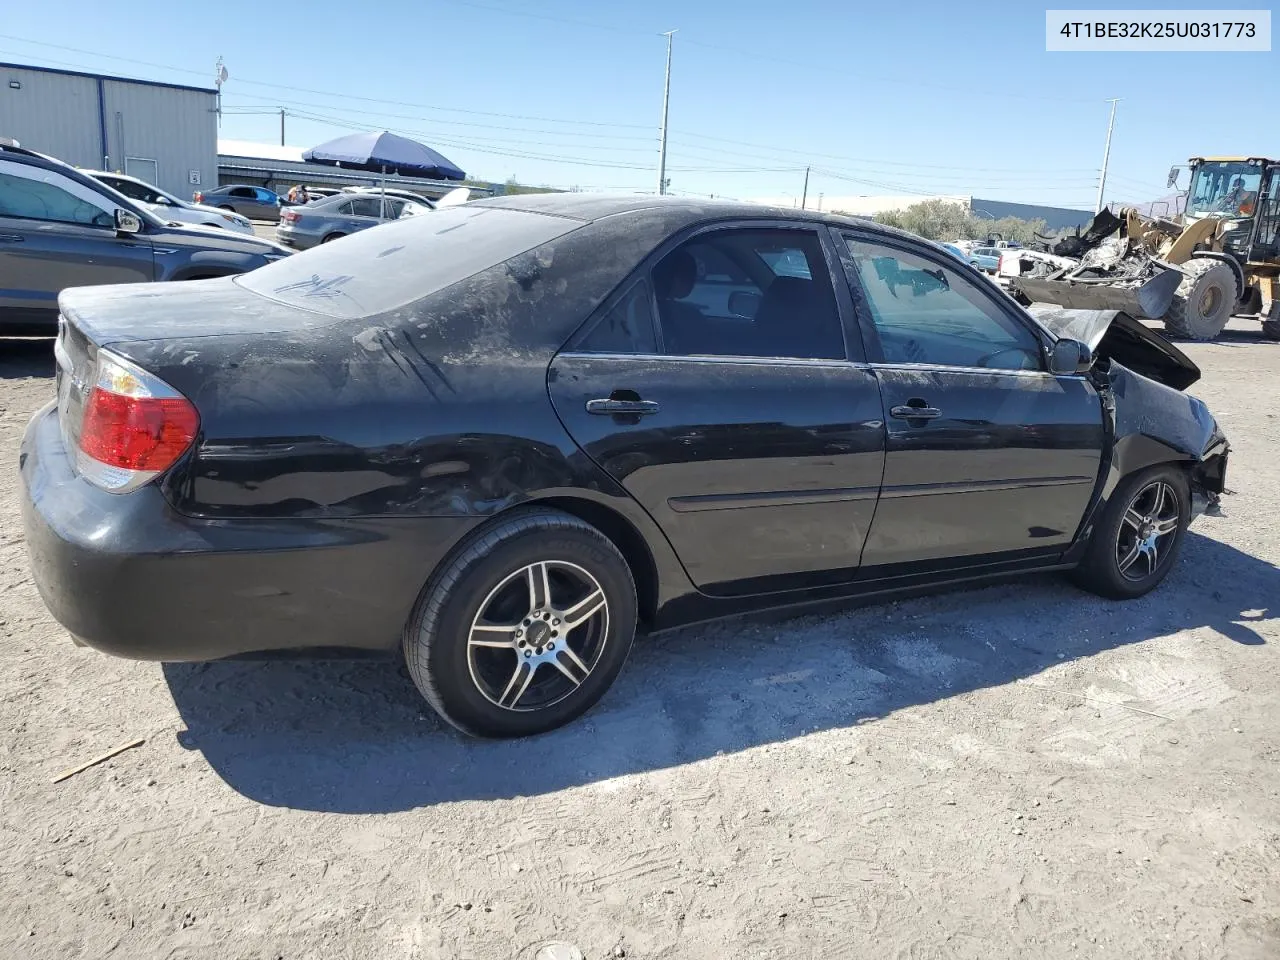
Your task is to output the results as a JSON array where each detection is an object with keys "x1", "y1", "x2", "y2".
[{"x1": 20, "y1": 195, "x2": 1228, "y2": 738}]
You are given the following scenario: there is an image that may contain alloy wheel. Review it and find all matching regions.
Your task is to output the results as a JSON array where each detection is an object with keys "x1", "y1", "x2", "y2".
[
  {"x1": 1115, "y1": 480, "x2": 1181, "y2": 582},
  {"x1": 466, "y1": 561, "x2": 610, "y2": 712}
]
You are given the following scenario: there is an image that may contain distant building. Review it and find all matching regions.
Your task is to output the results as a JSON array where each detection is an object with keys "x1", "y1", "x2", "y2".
[
  {"x1": 753, "y1": 193, "x2": 1095, "y2": 231},
  {"x1": 0, "y1": 62, "x2": 218, "y2": 198}
]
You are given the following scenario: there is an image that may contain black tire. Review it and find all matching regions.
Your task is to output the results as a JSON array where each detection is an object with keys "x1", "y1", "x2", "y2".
[
  {"x1": 320, "y1": 232, "x2": 346, "y2": 244},
  {"x1": 1163, "y1": 260, "x2": 1237, "y2": 341},
  {"x1": 1070, "y1": 464, "x2": 1190, "y2": 600},
  {"x1": 403, "y1": 508, "x2": 637, "y2": 738},
  {"x1": 1263, "y1": 307, "x2": 1280, "y2": 341},
  {"x1": 218, "y1": 204, "x2": 236, "y2": 212}
]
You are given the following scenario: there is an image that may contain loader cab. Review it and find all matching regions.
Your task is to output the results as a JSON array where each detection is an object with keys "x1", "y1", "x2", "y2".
[
  {"x1": 1247, "y1": 164, "x2": 1280, "y2": 263},
  {"x1": 1184, "y1": 157, "x2": 1270, "y2": 258}
]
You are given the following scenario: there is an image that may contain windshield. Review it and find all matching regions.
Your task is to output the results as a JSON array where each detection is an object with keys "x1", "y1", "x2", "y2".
[
  {"x1": 1186, "y1": 161, "x2": 1263, "y2": 218},
  {"x1": 235, "y1": 204, "x2": 579, "y2": 319}
]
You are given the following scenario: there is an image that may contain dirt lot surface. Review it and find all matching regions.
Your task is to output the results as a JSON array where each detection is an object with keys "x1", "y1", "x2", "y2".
[{"x1": 1, "y1": 320, "x2": 1278, "y2": 960}]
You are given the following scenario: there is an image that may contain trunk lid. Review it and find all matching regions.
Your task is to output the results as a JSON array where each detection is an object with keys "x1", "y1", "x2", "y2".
[
  {"x1": 1027, "y1": 305, "x2": 1201, "y2": 391},
  {"x1": 57, "y1": 278, "x2": 332, "y2": 346}
]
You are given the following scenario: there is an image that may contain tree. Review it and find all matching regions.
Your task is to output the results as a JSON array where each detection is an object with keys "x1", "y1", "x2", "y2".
[{"x1": 852, "y1": 199, "x2": 1050, "y2": 246}]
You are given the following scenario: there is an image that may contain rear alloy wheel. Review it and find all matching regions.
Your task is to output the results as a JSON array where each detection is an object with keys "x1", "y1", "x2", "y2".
[
  {"x1": 1071, "y1": 464, "x2": 1190, "y2": 600},
  {"x1": 1163, "y1": 259, "x2": 1237, "y2": 341},
  {"x1": 403, "y1": 509, "x2": 637, "y2": 737}
]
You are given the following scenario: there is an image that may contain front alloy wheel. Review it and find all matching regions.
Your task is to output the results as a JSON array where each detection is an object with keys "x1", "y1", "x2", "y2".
[
  {"x1": 1115, "y1": 480, "x2": 1181, "y2": 582},
  {"x1": 1070, "y1": 463, "x2": 1190, "y2": 600}
]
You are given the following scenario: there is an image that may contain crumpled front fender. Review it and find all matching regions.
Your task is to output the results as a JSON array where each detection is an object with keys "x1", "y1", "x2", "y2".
[{"x1": 1102, "y1": 359, "x2": 1229, "y2": 495}]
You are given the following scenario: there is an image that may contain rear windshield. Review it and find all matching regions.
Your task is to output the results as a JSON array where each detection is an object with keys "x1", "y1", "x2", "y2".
[{"x1": 235, "y1": 205, "x2": 580, "y2": 319}]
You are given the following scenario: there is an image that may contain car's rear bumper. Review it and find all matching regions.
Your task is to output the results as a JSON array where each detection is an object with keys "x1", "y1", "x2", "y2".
[
  {"x1": 19, "y1": 402, "x2": 480, "y2": 661},
  {"x1": 273, "y1": 228, "x2": 316, "y2": 250}
]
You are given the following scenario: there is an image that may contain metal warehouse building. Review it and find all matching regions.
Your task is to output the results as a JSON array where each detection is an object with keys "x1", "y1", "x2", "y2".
[{"x1": 0, "y1": 62, "x2": 217, "y2": 199}]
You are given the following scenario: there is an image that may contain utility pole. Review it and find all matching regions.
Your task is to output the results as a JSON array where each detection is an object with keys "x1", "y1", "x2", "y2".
[
  {"x1": 656, "y1": 30, "x2": 676, "y2": 195},
  {"x1": 1095, "y1": 98, "x2": 1120, "y2": 213},
  {"x1": 214, "y1": 56, "x2": 227, "y2": 127},
  {"x1": 279, "y1": 108, "x2": 286, "y2": 146},
  {"x1": 801, "y1": 166, "x2": 810, "y2": 210}
]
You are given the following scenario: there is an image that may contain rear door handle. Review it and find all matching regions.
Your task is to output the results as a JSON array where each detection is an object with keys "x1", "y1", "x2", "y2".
[
  {"x1": 890, "y1": 403, "x2": 942, "y2": 420},
  {"x1": 0, "y1": 234, "x2": 24, "y2": 243},
  {"x1": 586, "y1": 398, "x2": 660, "y2": 416}
]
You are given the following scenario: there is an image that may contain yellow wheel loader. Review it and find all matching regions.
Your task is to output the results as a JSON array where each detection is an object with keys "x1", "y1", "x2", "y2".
[{"x1": 1013, "y1": 157, "x2": 1280, "y2": 341}]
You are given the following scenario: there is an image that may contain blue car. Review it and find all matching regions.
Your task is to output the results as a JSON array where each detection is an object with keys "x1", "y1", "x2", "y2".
[{"x1": 968, "y1": 246, "x2": 1002, "y2": 274}]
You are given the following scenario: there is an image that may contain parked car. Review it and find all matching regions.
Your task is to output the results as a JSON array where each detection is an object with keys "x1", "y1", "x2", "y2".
[
  {"x1": 20, "y1": 195, "x2": 1228, "y2": 739},
  {"x1": 85, "y1": 171, "x2": 255, "y2": 235},
  {"x1": 342, "y1": 186, "x2": 437, "y2": 208},
  {"x1": 275, "y1": 192, "x2": 430, "y2": 249},
  {"x1": 193, "y1": 184, "x2": 283, "y2": 222},
  {"x1": 968, "y1": 246, "x2": 1002, "y2": 273},
  {"x1": 0, "y1": 142, "x2": 290, "y2": 334},
  {"x1": 937, "y1": 242, "x2": 967, "y2": 260}
]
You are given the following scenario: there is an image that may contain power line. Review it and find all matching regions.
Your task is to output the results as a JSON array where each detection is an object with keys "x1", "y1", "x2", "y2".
[
  {"x1": 219, "y1": 95, "x2": 657, "y2": 141},
  {"x1": 0, "y1": 34, "x2": 653, "y2": 130}
]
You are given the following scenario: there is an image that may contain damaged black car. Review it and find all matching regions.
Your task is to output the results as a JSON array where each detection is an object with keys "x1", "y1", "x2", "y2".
[{"x1": 19, "y1": 196, "x2": 1229, "y2": 737}]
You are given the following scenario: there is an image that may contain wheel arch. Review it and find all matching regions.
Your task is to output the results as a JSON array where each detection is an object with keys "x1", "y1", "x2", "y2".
[
  {"x1": 1185, "y1": 250, "x2": 1246, "y2": 302},
  {"x1": 527, "y1": 495, "x2": 660, "y2": 626}
]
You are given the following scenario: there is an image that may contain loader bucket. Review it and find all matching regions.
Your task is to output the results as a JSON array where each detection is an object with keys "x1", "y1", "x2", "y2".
[{"x1": 1014, "y1": 267, "x2": 1183, "y2": 319}]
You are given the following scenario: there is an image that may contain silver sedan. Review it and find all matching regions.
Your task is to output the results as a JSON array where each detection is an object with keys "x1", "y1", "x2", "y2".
[{"x1": 275, "y1": 193, "x2": 430, "y2": 250}]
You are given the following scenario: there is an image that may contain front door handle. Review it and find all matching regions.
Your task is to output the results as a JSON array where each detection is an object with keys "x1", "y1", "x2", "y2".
[
  {"x1": 586, "y1": 398, "x2": 660, "y2": 416},
  {"x1": 890, "y1": 401, "x2": 942, "y2": 420},
  {"x1": 0, "y1": 234, "x2": 24, "y2": 243}
]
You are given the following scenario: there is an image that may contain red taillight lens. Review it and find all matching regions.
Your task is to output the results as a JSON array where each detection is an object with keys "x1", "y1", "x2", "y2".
[
  {"x1": 281, "y1": 209, "x2": 300, "y2": 223},
  {"x1": 194, "y1": 191, "x2": 204, "y2": 203},
  {"x1": 73, "y1": 350, "x2": 199, "y2": 493},
  {"x1": 80, "y1": 389, "x2": 199, "y2": 471}
]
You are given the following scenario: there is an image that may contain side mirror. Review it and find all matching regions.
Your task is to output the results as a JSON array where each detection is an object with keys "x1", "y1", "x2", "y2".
[
  {"x1": 1049, "y1": 338, "x2": 1093, "y2": 375},
  {"x1": 114, "y1": 209, "x2": 143, "y2": 234},
  {"x1": 728, "y1": 290, "x2": 762, "y2": 319}
]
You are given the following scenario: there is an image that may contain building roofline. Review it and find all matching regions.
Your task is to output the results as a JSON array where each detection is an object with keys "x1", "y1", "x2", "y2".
[{"x1": 0, "y1": 61, "x2": 217, "y2": 96}]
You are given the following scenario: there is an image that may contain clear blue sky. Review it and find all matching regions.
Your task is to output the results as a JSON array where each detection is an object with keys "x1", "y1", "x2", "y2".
[{"x1": 2, "y1": 0, "x2": 1276, "y2": 209}]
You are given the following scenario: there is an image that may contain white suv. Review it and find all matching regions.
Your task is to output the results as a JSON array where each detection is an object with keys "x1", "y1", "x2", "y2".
[{"x1": 86, "y1": 171, "x2": 255, "y2": 235}]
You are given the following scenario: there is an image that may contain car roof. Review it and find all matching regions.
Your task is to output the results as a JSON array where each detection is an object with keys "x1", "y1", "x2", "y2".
[{"x1": 469, "y1": 191, "x2": 902, "y2": 234}]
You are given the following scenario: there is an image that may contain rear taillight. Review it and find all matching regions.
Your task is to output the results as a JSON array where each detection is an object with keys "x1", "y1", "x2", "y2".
[
  {"x1": 193, "y1": 191, "x2": 204, "y2": 203},
  {"x1": 281, "y1": 209, "x2": 300, "y2": 223},
  {"x1": 998, "y1": 254, "x2": 1005, "y2": 272},
  {"x1": 75, "y1": 350, "x2": 199, "y2": 493}
]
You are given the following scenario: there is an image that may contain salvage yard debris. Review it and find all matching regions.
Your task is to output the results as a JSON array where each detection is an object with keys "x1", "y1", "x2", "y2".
[{"x1": 51, "y1": 737, "x2": 145, "y2": 783}]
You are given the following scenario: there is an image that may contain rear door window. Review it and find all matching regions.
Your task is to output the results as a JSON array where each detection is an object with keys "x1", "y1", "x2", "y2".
[
  {"x1": 236, "y1": 204, "x2": 580, "y2": 319},
  {"x1": 650, "y1": 228, "x2": 847, "y2": 360},
  {"x1": 349, "y1": 197, "x2": 382, "y2": 218}
]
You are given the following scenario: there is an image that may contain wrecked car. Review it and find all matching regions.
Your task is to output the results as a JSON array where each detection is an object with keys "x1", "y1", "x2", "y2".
[{"x1": 19, "y1": 196, "x2": 1228, "y2": 738}]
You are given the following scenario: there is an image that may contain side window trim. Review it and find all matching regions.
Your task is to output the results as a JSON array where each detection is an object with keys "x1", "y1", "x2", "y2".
[{"x1": 836, "y1": 228, "x2": 1050, "y2": 370}]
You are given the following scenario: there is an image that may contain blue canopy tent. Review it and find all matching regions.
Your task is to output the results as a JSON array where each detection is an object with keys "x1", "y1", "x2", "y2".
[{"x1": 302, "y1": 131, "x2": 466, "y2": 181}]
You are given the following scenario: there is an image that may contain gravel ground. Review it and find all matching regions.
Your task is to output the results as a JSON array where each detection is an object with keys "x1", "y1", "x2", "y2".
[{"x1": 1, "y1": 319, "x2": 1278, "y2": 960}]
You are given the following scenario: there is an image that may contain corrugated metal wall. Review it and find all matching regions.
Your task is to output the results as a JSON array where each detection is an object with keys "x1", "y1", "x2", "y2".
[
  {"x1": 0, "y1": 65, "x2": 217, "y2": 199},
  {"x1": 0, "y1": 66, "x2": 102, "y2": 168},
  {"x1": 101, "y1": 81, "x2": 217, "y2": 198}
]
